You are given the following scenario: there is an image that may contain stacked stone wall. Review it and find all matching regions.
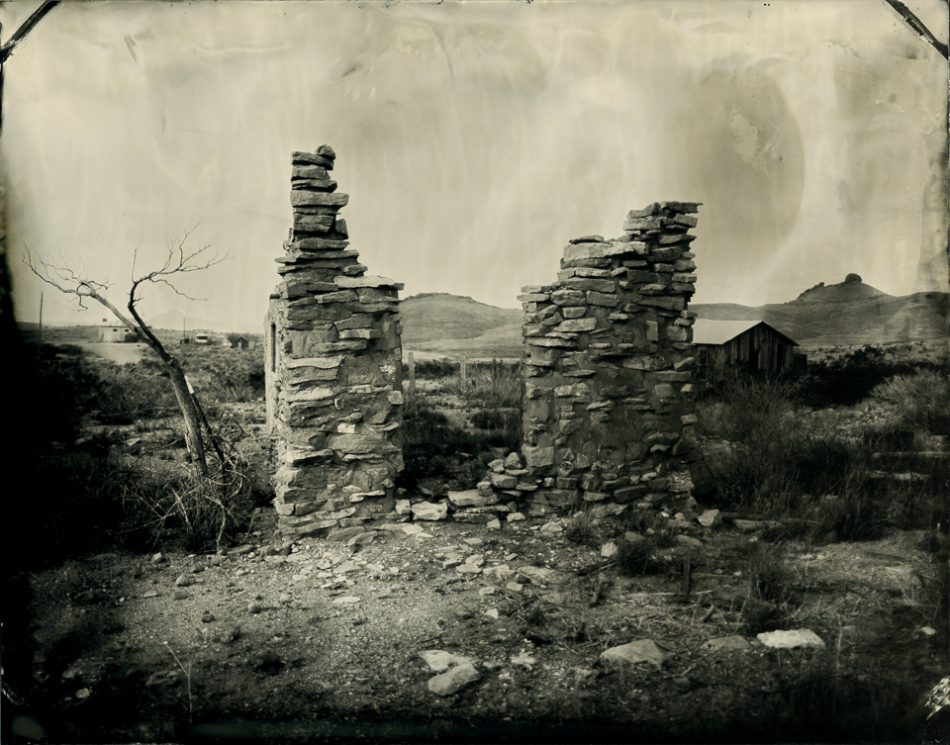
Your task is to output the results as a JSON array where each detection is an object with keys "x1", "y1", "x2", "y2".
[
  {"x1": 265, "y1": 145, "x2": 404, "y2": 537},
  {"x1": 478, "y1": 202, "x2": 701, "y2": 518}
]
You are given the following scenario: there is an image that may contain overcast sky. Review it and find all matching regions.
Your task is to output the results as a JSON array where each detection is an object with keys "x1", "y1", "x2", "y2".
[{"x1": 2, "y1": 0, "x2": 947, "y2": 331}]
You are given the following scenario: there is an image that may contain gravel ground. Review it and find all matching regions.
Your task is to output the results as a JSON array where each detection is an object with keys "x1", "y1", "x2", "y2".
[{"x1": 6, "y1": 518, "x2": 948, "y2": 743}]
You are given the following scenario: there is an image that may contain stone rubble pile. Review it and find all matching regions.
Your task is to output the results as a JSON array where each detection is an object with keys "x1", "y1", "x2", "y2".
[{"x1": 266, "y1": 146, "x2": 404, "y2": 537}]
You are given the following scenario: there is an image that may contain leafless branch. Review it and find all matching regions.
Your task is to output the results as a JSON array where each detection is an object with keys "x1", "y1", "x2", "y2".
[
  {"x1": 881, "y1": 0, "x2": 949, "y2": 59},
  {"x1": 0, "y1": 0, "x2": 61, "y2": 64}
]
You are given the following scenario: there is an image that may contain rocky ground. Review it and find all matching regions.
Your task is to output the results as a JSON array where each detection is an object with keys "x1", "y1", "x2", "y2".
[{"x1": 7, "y1": 512, "x2": 948, "y2": 743}]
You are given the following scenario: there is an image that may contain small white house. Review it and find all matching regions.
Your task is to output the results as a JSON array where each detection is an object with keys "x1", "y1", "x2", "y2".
[{"x1": 98, "y1": 325, "x2": 137, "y2": 343}]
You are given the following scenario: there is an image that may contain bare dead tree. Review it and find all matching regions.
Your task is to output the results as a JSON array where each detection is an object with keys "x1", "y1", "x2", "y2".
[
  {"x1": 0, "y1": 0, "x2": 61, "y2": 135},
  {"x1": 25, "y1": 229, "x2": 224, "y2": 476},
  {"x1": 880, "y1": 0, "x2": 949, "y2": 60},
  {"x1": 880, "y1": 0, "x2": 950, "y2": 282}
]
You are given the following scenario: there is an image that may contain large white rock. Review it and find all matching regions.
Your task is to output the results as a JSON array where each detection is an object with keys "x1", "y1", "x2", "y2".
[
  {"x1": 427, "y1": 662, "x2": 481, "y2": 696},
  {"x1": 411, "y1": 501, "x2": 448, "y2": 521},
  {"x1": 756, "y1": 629, "x2": 825, "y2": 649},
  {"x1": 600, "y1": 639, "x2": 665, "y2": 668},
  {"x1": 419, "y1": 650, "x2": 473, "y2": 673}
]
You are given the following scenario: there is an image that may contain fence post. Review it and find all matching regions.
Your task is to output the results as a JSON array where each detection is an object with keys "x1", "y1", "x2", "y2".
[{"x1": 407, "y1": 351, "x2": 416, "y2": 406}]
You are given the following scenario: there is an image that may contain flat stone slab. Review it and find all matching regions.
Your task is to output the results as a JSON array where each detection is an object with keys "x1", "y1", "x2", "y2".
[
  {"x1": 599, "y1": 639, "x2": 665, "y2": 668},
  {"x1": 702, "y1": 635, "x2": 751, "y2": 652},
  {"x1": 756, "y1": 629, "x2": 826, "y2": 649},
  {"x1": 427, "y1": 662, "x2": 481, "y2": 696},
  {"x1": 419, "y1": 650, "x2": 473, "y2": 673},
  {"x1": 517, "y1": 566, "x2": 557, "y2": 585},
  {"x1": 334, "y1": 275, "x2": 404, "y2": 290}
]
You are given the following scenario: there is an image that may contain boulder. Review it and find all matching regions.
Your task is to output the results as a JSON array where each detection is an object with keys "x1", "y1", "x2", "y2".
[
  {"x1": 600, "y1": 639, "x2": 665, "y2": 668},
  {"x1": 427, "y1": 663, "x2": 481, "y2": 696}
]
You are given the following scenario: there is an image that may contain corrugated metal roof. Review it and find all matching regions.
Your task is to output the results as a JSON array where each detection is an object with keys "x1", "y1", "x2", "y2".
[{"x1": 692, "y1": 319, "x2": 769, "y2": 345}]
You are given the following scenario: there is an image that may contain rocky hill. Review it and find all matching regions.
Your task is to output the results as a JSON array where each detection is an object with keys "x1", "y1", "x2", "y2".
[{"x1": 400, "y1": 276, "x2": 948, "y2": 356}]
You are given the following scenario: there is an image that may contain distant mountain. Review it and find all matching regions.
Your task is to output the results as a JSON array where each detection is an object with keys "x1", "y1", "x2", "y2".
[
  {"x1": 692, "y1": 274, "x2": 949, "y2": 346},
  {"x1": 400, "y1": 293, "x2": 522, "y2": 357},
  {"x1": 400, "y1": 276, "x2": 948, "y2": 357}
]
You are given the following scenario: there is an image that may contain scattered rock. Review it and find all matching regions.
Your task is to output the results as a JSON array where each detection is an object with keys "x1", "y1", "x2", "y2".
[
  {"x1": 419, "y1": 650, "x2": 473, "y2": 673},
  {"x1": 213, "y1": 626, "x2": 241, "y2": 644},
  {"x1": 142, "y1": 590, "x2": 159, "y2": 599},
  {"x1": 507, "y1": 512, "x2": 526, "y2": 523},
  {"x1": 702, "y1": 635, "x2": 750, "y2": 652},
  {"x1": 247, "y1": 601, "x2": 266, "y2": 614},
  {"x1": 484, "y1": 608, "x2": 499, "y2": 620},
  {"x1": 511, "y1": 650, "x2": 537, "y2": 669},
  {"x1": 411, "y1": 501, "x2": 448, "y2": 522},
  {"x1": 399, "y1": 524, "x2": 427, "y2": 537},
  {"x1": 698, "y1": 509, "x2": 721, "y2": 528},
  {"x1": 150, "y1": 553, "x2": 166, "y2": 564},
  {"x1": 455, "y1": 564, "x2": 482, "y2": 575},
  {"x1": 487, "y1": 518, "x2": 502, "y2": 531},
  {"x1": 346, "y1": 531, "x2": 377, "y2": 548},
  {"x1": 518, "y1": 566, "x2": 556, "y2": 585},
  {"x1": 427, "y1": 662, "x2": 481, "y2": 696},
  {"x1": 173, "y1": 591, "x2": 189, "y2": 601},
  {"x1": 505, "y1": 581, "x2": 524, "y2": 593},
  {"x1": 145, "y1": 670, "x2": 180, "y2": 687},
  {"x1": 449, "y1": 490, "x2": 496, "y2": 508},
  {"x1": 174, "y1": 575, "x2": 192, "y2": 588},
  {"x1": 75, "y1": 688, "x2": 91, "y2": 700},
  {"x1": 756, "y1": 629, "x2": 825, "y2": 649},
  {"x1": 540, "y1": 520, "x2": 563, "y2": 535},
  {"x1": 675, "y1": 534, "x2": 703, "y2": 548},
  {"x1": 600, "y1": 542, "x2": 618, "y2": 559},
  {"x1": 884, "y1": 566, "x2": 923, "y2": 598},
  {"x1": 332, "y1": 596, "x2": 362, "y2": 606},
  {"x1": 600, "y1": 639, "x2": 665, "y2": 668},
  {"x1": 733, "y1": 519, "x2": 764, "y2": 532},
  {"x1": 200, "y1": 610, "x2": 216, "y2": 623}
]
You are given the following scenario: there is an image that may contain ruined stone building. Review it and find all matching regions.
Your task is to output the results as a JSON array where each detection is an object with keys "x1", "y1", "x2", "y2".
[
  {"x1": 475, "y1": 203, "x2": 701, "y2": 518},
  {"x1": 265, "y1": 147, "x2": 700, "y2": 532},
  {"x1": 265, "y1": 146, "x2": 404, "y2": 537}
]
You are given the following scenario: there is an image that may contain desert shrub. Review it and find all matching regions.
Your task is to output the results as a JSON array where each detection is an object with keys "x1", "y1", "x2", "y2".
[
  {"x1": 177, "y1": 346, "x2": 266, "y2": 403},
  {"x1": 872, "y1": 369, "x2": 950, "y2": 435},
  {"x1": 93, "y1": 363, "x2": 179, "y2": 424},
  {"x1": 797, "y1": 345, "x2": 922, "y2": 406},
  {"x1": 564, "y1": 512, "x2": 599, "y2": 547},
  {"x1": 746, "y1": 542, "x2": 792, "y2": 604},
  {"x1": 616, "y1": 537, "x2": 661, "y2": 576},
  {"x1": 407, "y1": 359, "x2": 457, "y2": 379},
  {"x1": 698, "y1": 379, "x2": 803, "y2": 513},
  {"x1": 399, "y1": 402, "x2": 491, "y2": 487},
  {"x1": 131, "y1": 452, "x2": 258, "y2": 552},
  {"x1": 698, "y1": 379, "x2": 892, "y2": 528},
  {"x1": 468, "y1": 408, "x2": 521, "y2": 451},
  {"x1": 741, "y1": 542, "x2": 795, "y2": 632},
  {"x1": 462, "y1": 359, "x2": 521, "y2": 409}
]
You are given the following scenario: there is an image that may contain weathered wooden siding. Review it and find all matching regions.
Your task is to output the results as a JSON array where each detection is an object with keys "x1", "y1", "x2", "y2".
[{"x1": 696, "y1": 324, "x2": 796, "y2": 380}]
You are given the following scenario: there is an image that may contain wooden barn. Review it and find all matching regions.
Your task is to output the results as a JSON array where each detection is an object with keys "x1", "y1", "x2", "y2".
[{"x1": 692, "y1": 319, "x2": 800, "y2": 381}]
